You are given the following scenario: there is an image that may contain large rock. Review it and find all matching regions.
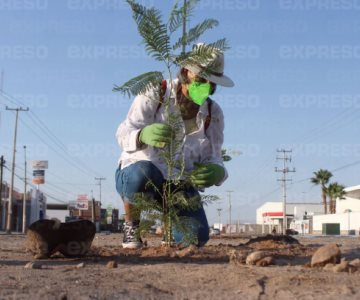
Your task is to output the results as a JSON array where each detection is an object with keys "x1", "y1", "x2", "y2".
[
  {"x1": 311, "y1": 243, "x2": 341, "y2": 267},
  {"x1": 26, "y1": 219, "x2": 96, "y2": 259},
  {"x1": 246, "y1": 251, "x2": 268, "y2": 265}
]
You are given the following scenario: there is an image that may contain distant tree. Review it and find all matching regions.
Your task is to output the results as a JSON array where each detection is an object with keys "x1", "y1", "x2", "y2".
[
  {"x1": 326, "y1": 182, "x2": 346, "y2": 214},
  {"x1": 310, "y1": 169, "x2": 333, "y2": 214}
]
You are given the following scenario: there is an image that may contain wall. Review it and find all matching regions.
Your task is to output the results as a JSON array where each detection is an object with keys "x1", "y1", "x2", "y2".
[
  {"x1": 256, "y1": 202, "x2": 282, "y2": 224},
  {"x1": 256, "y1": 202, "x2": 323, "y2": 224},
  {"x1": 337, "y1": 197, "x2": 360, "y2": 214},
  {"x1": 46, "y1": 209, "x2": 69, "y2": 223},
  {"x1": 313, "y1": 212, "x2": 360, "y2": 235}
]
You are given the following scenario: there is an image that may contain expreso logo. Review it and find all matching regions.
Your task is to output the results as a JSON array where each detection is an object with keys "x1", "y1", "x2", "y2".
[
  {"x1": 0, "y1": 0, "x2": 48, "y2": 10},
  {"x1": 279, "y1": 0, "x2": 360, "y2": 10},
  {"x1": 0, "y1": 46, "x2": 48, "y2": 59},
  {"x1": 67, "y1": 0, "x2": 155, "y2": 10},
  {"x1": 199, "y1": 0, "x2": 260, "y2": 10}
]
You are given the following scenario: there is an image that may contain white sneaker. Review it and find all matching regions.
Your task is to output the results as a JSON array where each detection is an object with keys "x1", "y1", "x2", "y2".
[{"x1": 122, "y1": 221, "x2": 143, "y2": 249}]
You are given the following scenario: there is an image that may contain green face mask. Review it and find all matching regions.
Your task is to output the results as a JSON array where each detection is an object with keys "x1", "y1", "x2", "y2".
[{"x1": 188, "y1": 81, "x2": 211, "y2": 106}]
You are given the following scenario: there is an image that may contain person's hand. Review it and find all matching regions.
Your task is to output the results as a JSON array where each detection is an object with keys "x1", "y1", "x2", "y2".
[
  {"x1": 190, "y1": 163, "x2": 225, "y2": 188},
  {"x1": 139, "y1": 123, "x2": 173, "y2": 148}
]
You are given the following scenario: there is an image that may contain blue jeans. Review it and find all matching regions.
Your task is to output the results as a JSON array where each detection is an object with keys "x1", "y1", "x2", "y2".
[{"x1": 115, "y1": 161, "x2": 209, "y2": 246}]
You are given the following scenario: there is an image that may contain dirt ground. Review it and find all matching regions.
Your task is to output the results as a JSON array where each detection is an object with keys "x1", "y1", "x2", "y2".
[{"x1": 1, "y1": 233, "x2": 360, "y2": 300}]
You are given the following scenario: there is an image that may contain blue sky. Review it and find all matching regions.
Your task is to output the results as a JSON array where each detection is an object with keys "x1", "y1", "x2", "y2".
[{"x1": 1, "y1": 0, "x2": 359, "y2": 224}]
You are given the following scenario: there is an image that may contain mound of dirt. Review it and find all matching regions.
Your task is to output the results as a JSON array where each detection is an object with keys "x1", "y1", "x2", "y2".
[{"x1": 244, "y1": 235, "x2": 300, "y2": 250}]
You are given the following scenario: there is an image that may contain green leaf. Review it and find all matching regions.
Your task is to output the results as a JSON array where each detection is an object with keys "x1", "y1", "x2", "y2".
[
  {"x1": 168, "y1": 1, "x2": 183, "y2": 33},
  {"x1": 168, "y1": 0, "x2": 201, "y2": 33},
  {"x1": 113, "y1": 71, "x2": 163, "y2": 97},
  {"x1": 184, "y1": 0, "x2": 201, "y2": 19},
  {"x1": 175, "y1": 44, "x2": 212, "y2": 67},
  {"x1": 127, "y1": 0, "x2": 171, "y2": 62},
  {"x1": 173, "y1": 19, "x2": 219, "y2": 50},
  {"x1": 175, "y1": 39, "x2": 230, "y2": 78},
  {"x1": 208, "y1": 38, "x2": 230, "y2": 52}
]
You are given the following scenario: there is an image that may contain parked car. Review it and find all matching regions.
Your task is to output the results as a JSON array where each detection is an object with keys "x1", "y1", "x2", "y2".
[
  {"x1": 286, "y1": 229, "x2": 299, "y2": 235},
  {"x1": 209, "y1": 228, "x2": 220, "y2": 236}
]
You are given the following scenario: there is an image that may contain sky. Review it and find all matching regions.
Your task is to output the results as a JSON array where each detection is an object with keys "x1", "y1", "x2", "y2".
[{"x1": 0, "y1": 0, "x2": 360, "y2": 225}]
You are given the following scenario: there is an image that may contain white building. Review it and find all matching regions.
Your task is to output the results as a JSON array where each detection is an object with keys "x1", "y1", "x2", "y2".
[
  {"x1": 313, "y1": 185, "x2": 360, "y2": 235},
  {"x1": 46, "y1": 204, "x2": 69, "y2": 223},
  {"x1": 256, "y1": 201, "x2": 323, "y2": 234}
]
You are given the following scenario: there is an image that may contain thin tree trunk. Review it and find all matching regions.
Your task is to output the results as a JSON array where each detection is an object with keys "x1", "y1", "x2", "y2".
[
  {"x1": 329, "y1": 196, "x2": 333, "y2": 214},
  {"x1": 182, "y1": 0, "x2": 187, "y2": 54},
  {"x1": 322, "y1": 188, "x2": 327, "y2": 214}
]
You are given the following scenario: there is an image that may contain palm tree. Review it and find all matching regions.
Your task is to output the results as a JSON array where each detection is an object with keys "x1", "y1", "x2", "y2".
[
  {"x1": 310, "y1": 169, "x2": 333, "y2": 214},
  {"x1": 326, "y1": 182, "x2": 346, "y2": 214}
]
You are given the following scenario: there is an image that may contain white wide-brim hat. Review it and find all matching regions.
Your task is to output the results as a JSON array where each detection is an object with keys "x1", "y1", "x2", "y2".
[{"x1": 183, "y1": 43, "x2": 234, "y2": 88}]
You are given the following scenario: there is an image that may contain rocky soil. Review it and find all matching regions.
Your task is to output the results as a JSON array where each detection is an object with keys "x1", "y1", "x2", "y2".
[{"x1": 1, "y1": 233, "x2": 360, "y2": 299}]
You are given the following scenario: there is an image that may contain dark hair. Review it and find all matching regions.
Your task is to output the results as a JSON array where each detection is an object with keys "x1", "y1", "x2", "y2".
[{"x1": 177, "y1": 68, "x2": 217, "y2": 95}]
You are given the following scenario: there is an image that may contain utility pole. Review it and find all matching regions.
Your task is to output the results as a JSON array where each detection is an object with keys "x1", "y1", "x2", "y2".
[
  {"x1": 216, "y1": 207, "x2": 222, "y2": 235},
  {"x1": 0, "y1": 70, "x2": 4, "y2": 91},
  {"x1": 95, "y1": 177, "x2": 106, "y2": 205},
  {"x1": 275, "y1": 149, "x2": 296, "y2": 235},
  {"x1": 22, "y1": 146, "x2": 27, "y2": 233},
  {"x1": 0, "y1": 156, "x2": 5, "y2": 229},
  {"x1": 91, "y1": 189, "x2": 95, "y2": 224},
  {"x1": 226, "y1": 190, "x2": 233, "y2": 235},
  {"x1": 5, "y1": 106, "x2": 29, "y2": 234}
]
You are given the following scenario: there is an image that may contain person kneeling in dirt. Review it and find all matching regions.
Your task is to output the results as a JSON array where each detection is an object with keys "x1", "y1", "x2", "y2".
[{"x1": 115, "y1": 44, "x2": 234, "y2": 249}]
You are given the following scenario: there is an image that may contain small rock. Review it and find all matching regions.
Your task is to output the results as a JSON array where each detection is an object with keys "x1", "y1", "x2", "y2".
[
  {"x1": 256, "y1": 256, "x2": 274, "y2": 267},
  {"x1": 333, "y1": 261, "x2": 349, "y2": 273},
  {"x1": 106, "y1": 261, "x2": 118, "y2": 269},
  {"x1": 323, "y1": 263, "x2": 335, "y2": 271},
  {"x1": 175, "y1": 244, "x2": 197, "y2": 258},
  {"x1": 24, "y1": 262, "x2": 42, "y2": 269},
  {"x1": 76, "y1": 262, "x2": 85, "y2": 269},
  {"x1": 34, "y1": 253, "x2": 48, "y2": 260},
  {"x1": 348, "y1": 265, "x2": 358, "y2": 273},
  {"x1": 349, "y1": 258, "x2": 360, "y2": 268},
  {"x1": 311, "y1": 243, "x2": 341, "y2": 267},
  {"x1": 246, "y1": 251, "x2": 268, "y2": 265},
  {"x1": 228, "y1": 250, "x2": 247, "y2": 265}
]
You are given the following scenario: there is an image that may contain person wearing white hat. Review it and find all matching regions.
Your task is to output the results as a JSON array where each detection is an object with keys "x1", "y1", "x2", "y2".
[{"x1": 115, "y1": 43, "x2": 234, "y2": 249}]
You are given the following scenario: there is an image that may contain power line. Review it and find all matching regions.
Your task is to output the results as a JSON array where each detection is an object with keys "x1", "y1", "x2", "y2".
[
  {"x1": 3, "y1": 164, "x2": 68, "y2": 204},
  {"x1": 11, "y1": 161, "x2": 80, "y2": 199},
  {"x1": 16, "y1": 116, "x2": 95, "y2": 178},
  {"x1": 0, "y1": 91, "x2": 102, "y2": 178},
  {"x1": 4, "y1": 107, "x2": 95, "y2": 179}
]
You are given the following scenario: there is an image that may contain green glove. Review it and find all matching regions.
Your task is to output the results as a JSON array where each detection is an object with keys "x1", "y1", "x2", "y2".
[
  {"x1": 139, "y1": 123, "x2": 173, "y2": 148},
  {"x1": 190, "y1": 163, "x2": 225, "y2": 188}
]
